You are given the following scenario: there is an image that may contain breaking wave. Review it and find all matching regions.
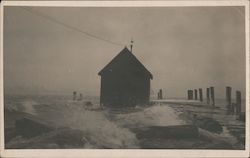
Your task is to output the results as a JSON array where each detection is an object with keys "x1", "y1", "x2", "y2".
[
  {"x1": 20, "y1": 100, "x2": 38, "y2": 115},
  {"x1": 57, "y1": 104, "x2": 139, "y2": 148},
  {"x1": 5, "y1": 100, "x2": 38, "y2": 115},
  {"x1": 114, "y1": 104, "x2": 186, "y2": 128}
]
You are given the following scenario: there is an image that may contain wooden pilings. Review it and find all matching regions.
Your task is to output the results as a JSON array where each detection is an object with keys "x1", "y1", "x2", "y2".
[
  {"x1": 187, "y1": 90, "x2": 193, "y2": 100},
  {"x1": 73, "y1": 91, "x2": 77, "y2": 101},
  {"x1": 226, "y1": 86, "x2": 232, "y2": 112},
  {"x1": 206, "y1": 88, "x2": 210, "y2": 104},
  {"x1": 210, "y1": 87, "x2": 215, "y2": 106},
  {"x1": 185, "y1": 86, "x2": 243, "y2": 120},
  {"x1": 78, "y1": 93, "x2": 83, "y2": 101},
  {"x1": 187, "y1": 88, "x2": 203, "y2": 102},
  {"x1": 159, "y1": 89, "x2": 163, "y2": 99},
  {"x1": 231, "y1": 91, "x2": 242, "y2": 114},
  {"x1": 194, "y1": 89, "x2": 198, "y2": 100},
  {"x1": 188, "y1": 87, "x2": 213, "y2": 105},
  {"x1": 73, "y1": 91, "x2": 84, "y2": 101},
  {"x1": 199, "y1": 88, "x2": 203, "y2": 102},
  {"x1": 157, "y1": 89, "x2": 163, "y2": 100},
  {"x1": 225, "y1": 87, "x2": 242, "y2": 115},
  {"x1": 236, "y1": 91, "x2": 241, "y2": 114}
]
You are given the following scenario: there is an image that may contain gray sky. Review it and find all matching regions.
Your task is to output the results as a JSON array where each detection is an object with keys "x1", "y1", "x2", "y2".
[{"x1": 4, "y1": 6, "x2": 246, "y2": 98}]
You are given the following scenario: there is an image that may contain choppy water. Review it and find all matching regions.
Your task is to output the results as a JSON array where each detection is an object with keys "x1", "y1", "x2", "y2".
[
  {"x1": 5, "y1": 95, "x2": 186, "y2": 148},
  {"x1": 4, "y1": 94, "x2": 245, "y2": 149}
]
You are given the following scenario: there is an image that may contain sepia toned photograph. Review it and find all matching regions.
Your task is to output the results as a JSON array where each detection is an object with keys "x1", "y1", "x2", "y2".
[{"x1": 0, "y1": 1, "x2": 249, "y2": 157}]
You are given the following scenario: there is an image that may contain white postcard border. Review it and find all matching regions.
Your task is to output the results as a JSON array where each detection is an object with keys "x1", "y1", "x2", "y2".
[{"x1": 0, "y1": 1, "x2": 249, "y2": 158}]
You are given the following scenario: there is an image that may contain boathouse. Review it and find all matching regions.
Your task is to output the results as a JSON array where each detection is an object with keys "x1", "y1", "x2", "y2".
[{"x1": 98, "y1": 47, "x2": 153, "y2": 107}]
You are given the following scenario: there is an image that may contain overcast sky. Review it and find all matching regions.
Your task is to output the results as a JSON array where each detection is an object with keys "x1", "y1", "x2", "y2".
[{"x1": 4, "y1": 6, "x2": 246, "y2": 98}]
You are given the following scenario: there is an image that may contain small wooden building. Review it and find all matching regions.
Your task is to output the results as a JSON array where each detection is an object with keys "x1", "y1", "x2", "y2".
[{"x1": 98, "y1": 47, "x2": 153, "y2": 107}]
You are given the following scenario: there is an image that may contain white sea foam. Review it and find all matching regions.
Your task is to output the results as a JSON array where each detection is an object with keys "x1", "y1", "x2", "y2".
[
  {"x1": 59, "y1": 104, "x2": 139, "y2": 148},
  {"x1": 114, "y1": 104, "x2": 186, "y2": 128},
  {"x1": 20, "y1": 100, "x2": 38, "y2": 115},
  {"x1": 6, "y1": 97, "x2": 138, "y2": 148},
  {"x1": 5, "y1": 95, "x2": 242, "y2": 149},
  {"x1": 6, "y1": 100, "x2": 38, "y2": 115}
]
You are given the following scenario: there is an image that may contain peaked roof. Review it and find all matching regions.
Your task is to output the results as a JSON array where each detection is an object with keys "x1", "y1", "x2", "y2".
[{"x1": 98, "y1": 47, "x2": 153, "y2": 79}]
